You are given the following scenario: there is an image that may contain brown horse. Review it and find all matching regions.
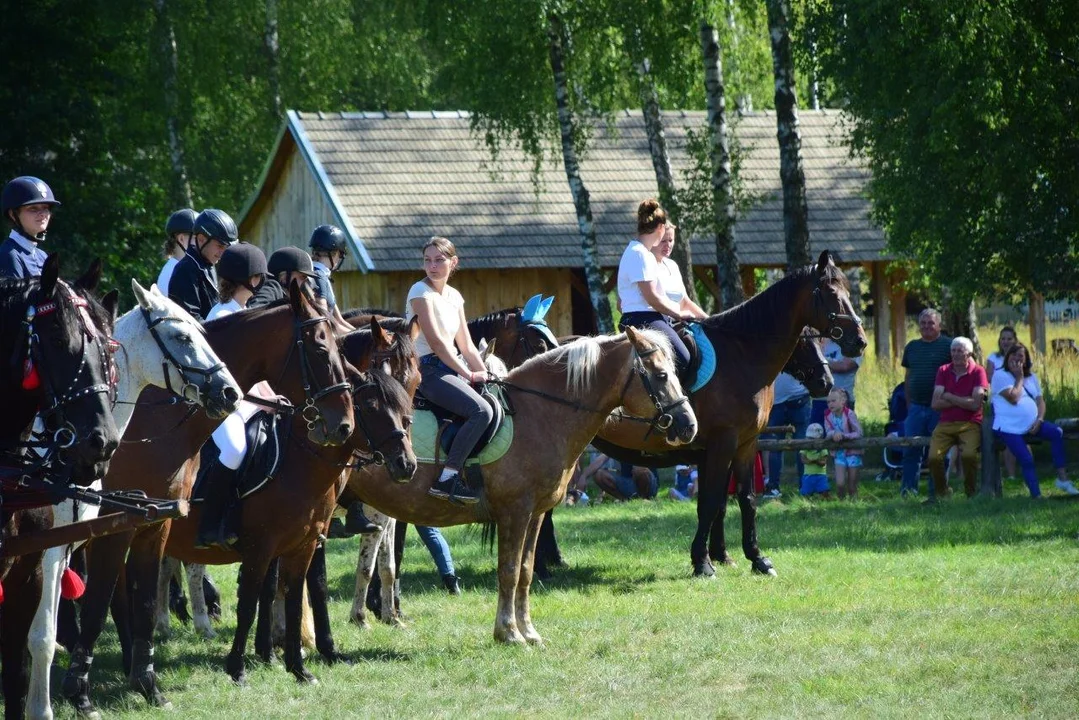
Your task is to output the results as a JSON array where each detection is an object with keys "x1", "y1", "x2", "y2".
[
  {"x1": 161, "y1": 327, "x2": 417, "y2": 685},
  {"x1": 62, "y1": 283, "x2": 355, "y2": 717},
  {"x1": 349, "y1": 327, "x2": 697, "y2": 644},
  {"x1": 592, "y1": 251, "x2": 867, "y2": 577},
  {"x1": 0, "y1": 257, "x2": 121, "y2": 720}
]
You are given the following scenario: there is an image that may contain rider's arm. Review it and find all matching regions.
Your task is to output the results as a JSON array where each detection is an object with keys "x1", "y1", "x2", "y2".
[
  {"x1": 638, "y1": 280, "x2": 686, "y2": 318},
  {"x1": 454, "y1": 305, "x2": 487, "y2": 375},
  {"x1": 410, "y1": 296, "x2": 473, "y2": 378},
  {"x1": 678, "y1": 296, "x2": 709, "y2": 320}
]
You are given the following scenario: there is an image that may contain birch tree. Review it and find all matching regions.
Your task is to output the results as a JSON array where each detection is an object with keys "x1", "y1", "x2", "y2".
[{"x1": 154, "y1": 0, "x2": 193, "y2": 207}]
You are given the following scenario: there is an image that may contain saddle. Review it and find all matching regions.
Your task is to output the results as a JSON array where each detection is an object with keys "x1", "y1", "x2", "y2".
[
  {"x1": 674, "y1": 322, "x2": 715, "y2": 393},
  {"x1": 191, "y1": 409, "x2": 289, "y2": 503},
  {"x1": 412, "y1": 384, "x2": 510, "y2": 465}
]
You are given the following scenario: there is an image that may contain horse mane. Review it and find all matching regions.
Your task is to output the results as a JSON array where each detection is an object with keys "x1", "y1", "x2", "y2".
[
  {"x1": 340, "y1": 323, "x2": 417, "y2": 367},
  {"x1": 0, "y1": 276, "x2": 38, "y2": 347},
  {"x1": 468, "y1": 307, "x2": 520, "y2": 343},
  {"x1": 343, "y1": 307, "x2": 403, "y2": 319},
  {"x1": 701, "y1": 263, "x2": 848, "y2": 333}
]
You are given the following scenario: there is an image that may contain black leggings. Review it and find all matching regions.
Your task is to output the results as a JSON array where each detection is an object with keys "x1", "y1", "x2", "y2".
[{"x1": 618, "y1": 312, "x2": 690, "y2": 370}]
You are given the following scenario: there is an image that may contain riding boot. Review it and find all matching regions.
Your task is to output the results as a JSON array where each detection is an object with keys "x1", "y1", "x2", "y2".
[
  {"x1": 345, "y1": 501, "x2": 380, "y2": 535},
  {"x1": 195, "y1": 463, "x2": 240, "y2": 550}
]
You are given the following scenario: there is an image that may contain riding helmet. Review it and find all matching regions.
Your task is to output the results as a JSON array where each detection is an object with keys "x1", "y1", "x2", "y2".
[
  {"x1": 217, "y1": 243, "x2": 268, "y2": 284},
  {"x1": 165, "y1": 208, "x2": 198, "y2": 237},
  {"x1": 194, "y1": 208, "x2": 239, "y2": 245},
  {"x1": 268, "y1": 246, "x2": 317, "y2": 277},
  {"x1": 2, "y1": 176, "x2": 61, "y2": 216},
  {"x1": 308, "y1": 224, "x2": 348, "y2": 254}
]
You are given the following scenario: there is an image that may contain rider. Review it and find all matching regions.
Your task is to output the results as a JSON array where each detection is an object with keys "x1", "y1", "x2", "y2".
[
  {"x1": 157, "y1": 208, "x2": 197, "y2": 294},
  {"x1": 0, "y1": 176, "x2": 61, "y2": 279},
  {"x1": 407, "y1": 236, "x2": 492, "y2": 505},
  {"x1": 247, "y1": 246, "x2": 315, "y2": 309},
  {"x1": 169, "y1": 208, "x2": 237, "y2": 323},
  {"x1": 651, "y1": 222, "x2": 708, "y2": 322},
  {"x1": 616, "y1": 199, "x2": 695, "y2": 383},
  {"x1": 195, "y1": 243, "x2": 273, "y2": 550},
  {"x1": 308, "y1": 225, "x2": 352, "y2": 328}
]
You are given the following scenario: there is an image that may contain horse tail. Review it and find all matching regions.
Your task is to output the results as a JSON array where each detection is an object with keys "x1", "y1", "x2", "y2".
[{"x1": 480, "y1": 521, "x2": 497, "y2": 554}]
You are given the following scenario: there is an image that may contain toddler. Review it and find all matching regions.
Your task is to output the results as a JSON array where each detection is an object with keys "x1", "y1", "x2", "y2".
[
  {"x1": 800, "y1": 423, "x2": 831, "y2": 498},
  {"x1": 824, "y1": 388, "x2": 863, "y2": 499}
]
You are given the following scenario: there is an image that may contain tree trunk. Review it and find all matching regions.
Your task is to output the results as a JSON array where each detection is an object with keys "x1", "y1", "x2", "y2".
[
  {"x1": 700, "y1": 22, "x2": 743, "y2": 310},
  {"x1": 153, "y1": 0, "x2": 193, "y2": 208},
  {"x1": 547, "y1": 14, "x2": 613, "y2": 333},
  {"x1": 766, "y1": 0, "x2": 811, "y2": 272},
  {"x1": 265, "y1": 0, "x2": 283, "y2": 119},
  {"x1": 940, "y1": 287, "x2": 983, "y2": 361},
  {"x1": 637, "y1": 59, "x2": 697, "y2": 305},
  {"x1": 725, "y1": 0, "x2": 752, "y2": 112}
]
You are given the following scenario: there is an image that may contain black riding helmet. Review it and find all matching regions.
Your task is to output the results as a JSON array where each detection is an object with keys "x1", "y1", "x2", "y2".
[
  {"x1": 165, "y1": 208, "x2": 197, "y2": 237},
  {"x1": 268, "y1": 246, "x2": 317, "y2": 277},
  {"x1": 217, "y1": 243, "x2": 267, "y2": 289},
  {"x1": 309, "y1": 224, "x2": 348, "y2": 253},
  {"x1": 3, "y1": 176, "x2": 60, "y2": 240},
  {"x1": 194, "y1": 208, "x2": 239, "y2": 246}
]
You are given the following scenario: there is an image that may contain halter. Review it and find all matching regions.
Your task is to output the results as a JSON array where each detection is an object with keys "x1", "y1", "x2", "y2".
[
  {"x1": 139, "y1": 306, "x2": 226, "y2": 404},
  {"x1": 276, "y1": 315, "x2": 352, "y2": 431}
]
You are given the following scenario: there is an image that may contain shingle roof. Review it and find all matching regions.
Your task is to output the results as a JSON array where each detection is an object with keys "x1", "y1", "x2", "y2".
[{"x1": 259, "y1": 109, "x2": 887, "y2": 272}]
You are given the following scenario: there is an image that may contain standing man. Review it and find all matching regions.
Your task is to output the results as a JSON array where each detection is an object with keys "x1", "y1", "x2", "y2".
[
  {"x1": 900, "y1": 308, "x2": 953, "y2": 498},
  {"x1": 0, "y1": 176, "x2": 61, "y2": 279},
  {"x1": 927, "y1": 337, "x2": 987, "y2": 500},
  {"x1": 763, "y1": 371, "x2": 812, "y2": 498},
  {"x1": 168, "y1": 209, "x2": 238, "y2": 322}
]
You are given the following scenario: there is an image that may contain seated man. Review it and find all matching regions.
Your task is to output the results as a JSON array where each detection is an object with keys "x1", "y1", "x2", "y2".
[
  {"x1": 668, "y1": 464, "x2": 698, "y2": 501},
  {"x1": 927, "y1": 337, "x2": 987, "y2": 500}
]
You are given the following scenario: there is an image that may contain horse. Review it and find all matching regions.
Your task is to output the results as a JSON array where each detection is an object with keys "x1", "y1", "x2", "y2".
[
  {"x1": 591, "y1": 251, "x2": 867, "y2": 578},
  {"x1": 26, "y1": 280, "x2": 243, "y2": 720},
  {"x1": 0, "y1": 255, "x2": 121, "y2": 720},
  {"x1": 348, "y1": 327, "x2": 697, "y2": 644},
  {"x1": 61, "y1": 281, "x2": 355, "y2": 717}
]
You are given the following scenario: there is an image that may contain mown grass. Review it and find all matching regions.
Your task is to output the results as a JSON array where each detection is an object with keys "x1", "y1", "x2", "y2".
[{"x1": 45, "y1": 477, "x2": 1079, "y2": 719}]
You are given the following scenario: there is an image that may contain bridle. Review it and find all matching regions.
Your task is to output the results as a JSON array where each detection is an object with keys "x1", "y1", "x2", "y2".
[
  {"x1": 809, "y1": 279, "x2": 863, "y2": 343},
  {"x1": 140, "y1": 306, "x2": 225, "y2": 404},
  {"x1": 348, "y1": 373, "x2": 410, "y2": 467},
  {"x1": 275, "y1": 314, "x2": 352, "y2": 431},
  {"x1": 511, "y1": 318, "x2": 557, "y2": 362}
]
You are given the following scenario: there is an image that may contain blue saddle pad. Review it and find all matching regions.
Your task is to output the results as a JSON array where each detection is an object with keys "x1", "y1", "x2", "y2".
[{"x1": 689, "y1": 323, "x2": 716, "y2": 393}]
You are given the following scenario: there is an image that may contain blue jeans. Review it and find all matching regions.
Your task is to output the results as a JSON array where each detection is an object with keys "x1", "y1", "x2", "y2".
[
  {"x1": 415, "y1": 526, "x2": 455, "y2": 577},
  {"x1": 996, "y1": 421, "x2": 1068, "y2": 497},
  {"x1": 901, "y1": 403, "x2": 940, "y2": 496},
  {"x1": 766, "y1": 394, "x2": 811, "y2": 489}
]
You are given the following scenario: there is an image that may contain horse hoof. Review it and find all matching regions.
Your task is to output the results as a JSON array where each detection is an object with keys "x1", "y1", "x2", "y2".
[
  {"x1": 494, "y1": 628, "x2": 527, "y2": 645},
  {"x1": 292, "y1": 668, "x2": 319, "y2": 684},
  {"x1": 751, "y1": 557, "x2": 776, "y2": 576},
  {"x1": 524, "y1": 631, "x2": 544, "y2": 646},
  {"x1": 692, "y1": 560, "x2": 716, "y2": 578}
]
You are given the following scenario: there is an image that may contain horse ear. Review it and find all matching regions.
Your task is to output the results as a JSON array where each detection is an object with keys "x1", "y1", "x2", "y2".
[
  {"x1": 538, "y1": 296, "x2": 554, "y2": 319},
  {"x1": 408, "y1": 315, "x2": 421, "y2": 341},
  {"x1": 624, "y1": 325, "x2": 643, "y2": 347},
  {"x1": 101, "y1": 290, "x2": 120, "y2": 322},
  {"x1": 815, "y1": 250, "x2": 834, "y2": 275},
  {"x1": 370, "y1": 317, "x2": 392, "y2": 348},
  {"x1": 131, "y1": 279, "x2": 152, "y2": 309},
  {"x1": 75, "y1": 258, "x2": 104, "y2": 294},
  {"x1": 521, "y1": 294, "x2": 542, "y2": 322},
  {"x1": 41, "y1": 253, "x2": 60, "y2": 296},
  {"x1": 481, "y1": 337, "x2": 496, "y2": 360},
  {"x1": 288, "y1": 277, "x2": 306, "y2": 316}
]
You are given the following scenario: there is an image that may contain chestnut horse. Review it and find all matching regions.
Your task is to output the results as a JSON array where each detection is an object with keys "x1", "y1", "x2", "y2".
[
  {"x1": 592, "y1": 251, "x2": 867, "y2": 577},
  {"x1": 62, "y1": 283, "x2": 354, "y2": 717},
  {"x1": 349, "y1": 327, "x2": 697, "y2": 644},
  {"x1": 0, "y1": 256, "x2": 121, "y2": 720}
]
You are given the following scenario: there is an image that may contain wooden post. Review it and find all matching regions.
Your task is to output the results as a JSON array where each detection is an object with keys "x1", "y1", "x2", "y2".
[
  {"x1": 890, "y1": 283, "x2": 907, "y2": 361},
  {"x1": 740, "y1": 266, "x2": 757, "y2": 297},
  {"x1": 871, "y1": 261, "x2": 891, "y2": 361},
  {"x1": 980, "y1": 413, "x2": 1002, "y2": 497},
  {"x1": 1029, "y1": 291, "x2": 1047, "y2": 357}
]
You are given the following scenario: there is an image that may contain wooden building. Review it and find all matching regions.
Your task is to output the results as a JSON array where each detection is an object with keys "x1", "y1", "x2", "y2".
[{"x1": 239, "y1": 109, "x2": 903, "y2": 355}]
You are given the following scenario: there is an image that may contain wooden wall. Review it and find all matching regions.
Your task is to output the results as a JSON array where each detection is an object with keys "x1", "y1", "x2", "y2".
[{"x1": 334, "y1": 267, "x2": 575, "y2": 337}]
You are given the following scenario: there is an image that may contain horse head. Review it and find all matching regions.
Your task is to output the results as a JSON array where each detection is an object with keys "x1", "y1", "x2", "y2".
[
  {"x1": 810, "y1": 251, "x2": 868, "y2": 358},
  {"x1": 129, "y1": 279, "x2": 242, "y2": 419},
  {"x1": 785, "y1": 328, "x2": 834, "y2": 398},
  {"x1": 349, "y1": 367, "x2": 417, "y2": 481},
  {"x1": 623, "y1": 326, "x2": 698, "y2": 445}
]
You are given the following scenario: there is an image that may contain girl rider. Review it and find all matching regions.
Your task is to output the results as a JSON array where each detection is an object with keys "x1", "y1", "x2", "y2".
[
  {"x1": 168, "y1": 208, "x2": 238, "y2": 323},
  {"x1": 157, "y1": 208, "x2": 197, "y2": 295},
  {"x1": 0, "y1": 175, "x2": 61, "y2": 279}
]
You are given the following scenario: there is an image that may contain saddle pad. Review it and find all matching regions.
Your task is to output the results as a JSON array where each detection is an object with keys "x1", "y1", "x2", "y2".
[
  {"x1": 191, "y1": 410, "x2": 287, "y2": 503},
  {"x1": 689, "y1": 322, "x2": 716, "y2": 393},
  {"x1": 411, "y1": 408, "x2": 513, "y2": 466}
]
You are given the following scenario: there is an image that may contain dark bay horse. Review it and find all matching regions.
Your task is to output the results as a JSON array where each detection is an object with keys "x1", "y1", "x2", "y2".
[
  {"x1": 0, "y1": 255, "x2": 121, "y2": 720},
  {"x1": 592, "y1": 251, "x2": 867, "y2": 577},
  {"x1": 62, "y1": 283, "x2": 355, "y2": 717},
  {"x1": 349, "y1": 328, "x2": 697, "y2": 644}
]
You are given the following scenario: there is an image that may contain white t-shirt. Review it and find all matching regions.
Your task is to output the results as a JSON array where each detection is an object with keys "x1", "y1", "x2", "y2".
[
  {"x1": 206, "y1": 298, "x2": 272, "y2": 421},
  {"x1": 617, "y1": 240, "x2": 659, "y2": 314},
  {"x1": 986, "y1": 352, "x2": 1005, "y2": 373},
  {"x1": 657, "y1": 257, "x2": 687, "y2": 305},
  {"x1": 405, "y1": 280, "x2": 465, "y2": 358},
  {"x1": 156, "y1": 256, "x2": 179, "y2": 295},
  {"x1": 990, "y1": 371, "x2": 1042, "y2": 435},
  {"x1": 773, "y1": 371, "x2": 810, "y2": 405}
]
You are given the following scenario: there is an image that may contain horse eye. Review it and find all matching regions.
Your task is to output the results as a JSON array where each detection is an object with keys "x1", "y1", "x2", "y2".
[
  {"x1": 177, "y1": 333, "x2": 192, "y2": 344},
  {"x1": 656, "y1": 372, "x2": 668, "y2": 381},
  {"x1": 402, "y1": 416, "x2": 412, "y2": 429}
]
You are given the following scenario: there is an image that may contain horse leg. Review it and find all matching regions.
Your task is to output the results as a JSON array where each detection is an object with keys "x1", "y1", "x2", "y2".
[
  {"x1": 27, "y1": 544, "x2": 67, "y2": 720},
  {"x1": 63, "y1": 530, "x2": 134, "y2": 719},
  {"x1": 707, "y1": 455, "x2": 736, "y2": 569},
  {"x1": 692, "y1": 438, "x2": 736, "y2": 577},
  {"x1": 514, "y1": 513, "x2": 545, "y2": 645},
  {"x1": 375, "y1": 517, "x2": 400, "y2": 625},
  {"x1": 186, "y1": 563, "x2": 215, "y2": 638},
  {"x1": 225, "y1": 555, "x2": 272, "y2": 685},
  {"x1": 55, "y1": 547, "x2": 85, "y2": 653},
  {"x1": 3, "y1": 554, "x2": 44, "y2": 720},
  {"x1": 154, "y1": 557, "x2": 178, "y2": 638},
  {"x1": 280, "y1": 550, "x2": 319, "y2": 684},
  {"x1": 305, "y1": 543, "x2": 347, "y2": 662},
  {"x1": 125, "y1": 528, "x2": 172, "y2": 708},
  {"x1": 349, "y1": 526, "x2": 382, "y2": 628},
  {"x1": 493, "y1": 512, "x2": 528, "y2": 645},
  {"x1": 255, "y1": 558, "x2": 280, "y2": 663},
  {"x1": 735, "y1": 450, "x2": 776, "y2": 577}
]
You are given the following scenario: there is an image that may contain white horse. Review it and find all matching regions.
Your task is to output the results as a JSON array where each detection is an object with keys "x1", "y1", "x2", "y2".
[{"x1": 26, "y1": 280, "x2": 242, "y2": 720}]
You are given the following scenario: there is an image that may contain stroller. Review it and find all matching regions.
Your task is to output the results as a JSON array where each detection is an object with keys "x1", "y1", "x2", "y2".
[{"x1": 876, "y1": 382, "x2": 915, "y2": 481}]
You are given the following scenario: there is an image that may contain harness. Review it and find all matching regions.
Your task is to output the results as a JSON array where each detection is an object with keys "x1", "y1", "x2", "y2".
[{"x1": 139, "y1": 306, "x2": 226, "y2": 404}]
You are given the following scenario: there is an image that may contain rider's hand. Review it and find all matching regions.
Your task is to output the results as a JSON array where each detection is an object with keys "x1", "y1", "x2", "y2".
[{"x1": 470, "y1": 370, "x2": 489, "y2": 384}]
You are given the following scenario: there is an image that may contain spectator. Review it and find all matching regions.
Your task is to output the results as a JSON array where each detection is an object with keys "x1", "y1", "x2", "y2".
[
  {"x1": 811, "y1": 337, "x2": 863, "y2": 426},
  {"x1": 824, "y1": 388, "x2": 864, "y2": 499},
  {"x1": 990, "y1": 343, "x2": 1079, "y2": 498},
  {"x1": 414, "y1": 526, "x2": 462, "y2": 595},
  {"x1": 763, "y1": 371, "x2": 812, "y2": 498},
  {"x1": 985, "y1": 326, "x2": 1020, "y2": 481},
  {"x1": 926, "y1": 337, "x2": 988, "y2": 501},
  {"x1": 900, "y1": 308, "x2": 953, "y2": 498},
  {"x1": 799, "y1": 423, "x2": 831, "y2": 498},
  {"x1": 669, "y1": 464, "x2": 698, "y2": 501}
]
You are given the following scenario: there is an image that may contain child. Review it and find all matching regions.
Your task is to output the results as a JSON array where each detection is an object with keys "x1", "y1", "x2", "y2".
[
  {"x1": 824, "y1": 388, "x2": 864, "y2": 499},
  {"x1": 800, "y1": 423, "x2": 831, "y2": 498},
  {"x1": 669, "y1": 464, "x2": 698, "y2": 501}
]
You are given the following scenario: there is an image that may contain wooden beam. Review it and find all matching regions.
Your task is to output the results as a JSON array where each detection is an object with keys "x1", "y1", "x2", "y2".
[
  {"x1": 693, "y1": 266, "x2": 721, "y2": 304},
  {"x1": 0, "y1": 505, "x2": 184, "y2": 559},
  {"x1": 757, "y1": 435, "x2": 932, "y2": 451},
  {"x1": 602, "y1": 270, "x2": 618, "y2": 295},
  {"x1": 889, "y1": 283, "x2": 907, "y2": 361},
  {"x1": 740, "y1": 266, "x2": 757, "y2": 297},
  {"x1": 1029, "y1": 291, "x2": 1047, "y2": 357},
  {"x1": 871, "y1": 261, "x2": 891, "y2": 361}
]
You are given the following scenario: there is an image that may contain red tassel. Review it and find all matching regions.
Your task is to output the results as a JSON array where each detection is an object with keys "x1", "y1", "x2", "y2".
[
  {"x1": 22, "y1": 358, "x2": 39, "y2": 390},
  {"x1": 61, "y1": 567, "x2": 85, "y2": 600},
  {"x1": 0, "y1": 579, "x2": 5, "y2": 605}
]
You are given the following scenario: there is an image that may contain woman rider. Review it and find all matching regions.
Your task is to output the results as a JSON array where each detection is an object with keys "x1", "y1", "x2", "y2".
[
  {"x1": 195, "y1": 242, "x2": 275, "y2": 549},
  {"x1": 0, "y1": 175, "x2": 61, "y2": 279},
  {"x1": 651, "y1": 221, "x2": 708, "y2": 322},
  {"x1": 617, "y1": 198, "x2": 696, "y2": 382},
  {"x1": 157, "y1": 208, "x2": 197, "y2": 295},
  {"x1": 406, "y1": 236, "x2": 493, "y2": 505}
]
